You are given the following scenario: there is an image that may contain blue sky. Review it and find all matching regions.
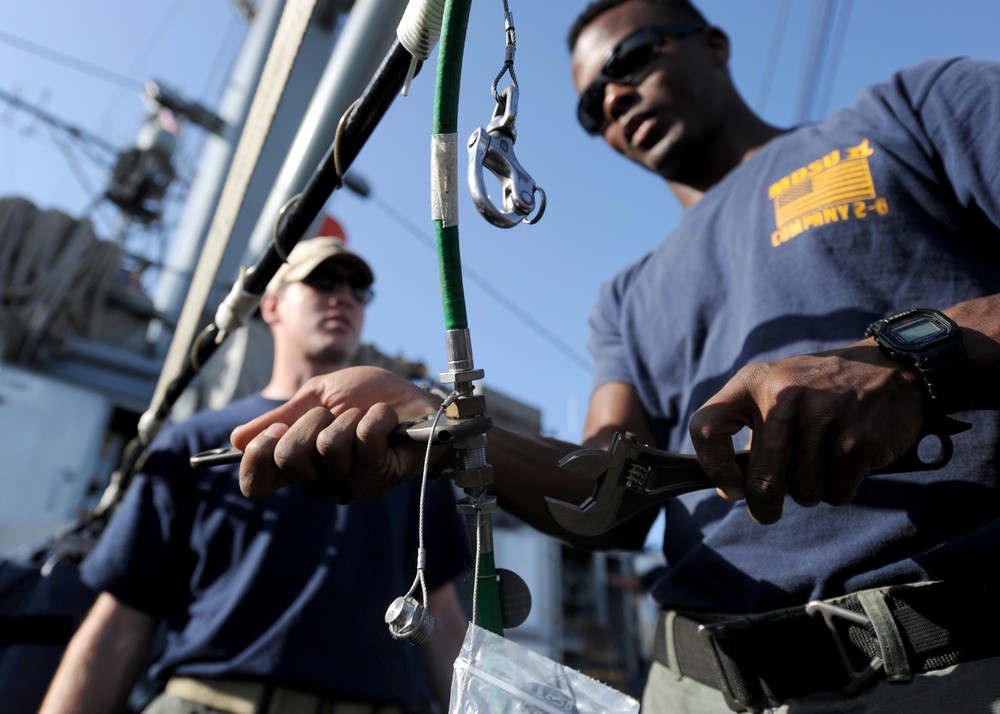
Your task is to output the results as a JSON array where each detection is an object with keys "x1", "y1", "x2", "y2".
[{"x1": 3, "y1": 0, "x2": 1000, "y2": 443}]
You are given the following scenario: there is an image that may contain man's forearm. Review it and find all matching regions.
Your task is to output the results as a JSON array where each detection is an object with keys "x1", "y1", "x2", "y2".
[
  {"x1": 484, "y1": 426, "x2": 654, "y2": 551},
  {"x1": 946, "y1": 295, "x2": 1000, "y2": 409},
  {"x1": 40, "y1": 592, "x2": 156, "y2": 714}
]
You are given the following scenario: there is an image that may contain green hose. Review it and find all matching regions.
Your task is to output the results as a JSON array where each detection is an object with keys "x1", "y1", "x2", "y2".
[
  {"x1": 433, "y1": 0, "x2": 504, "y2": 637},
  {"x1": 475, "y1": 551, "x2": 504, "y2": 636},
  {"x1": 433, "y1": 0, "x2": 471, "y2": 331}
]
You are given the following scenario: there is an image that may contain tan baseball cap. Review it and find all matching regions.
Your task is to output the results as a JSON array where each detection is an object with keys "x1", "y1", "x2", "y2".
[{"x1": 265, "y1": 236, "x2": 374, "y2": 294}]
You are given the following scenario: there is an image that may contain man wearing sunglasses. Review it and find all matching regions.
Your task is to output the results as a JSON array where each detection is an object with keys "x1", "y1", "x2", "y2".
[
  {"x1": 41, "y1": 236, "x2": 471, "y2": 714},
  {"x1": 232, "y1": 1, "x2": 1000, "y2": 711}
]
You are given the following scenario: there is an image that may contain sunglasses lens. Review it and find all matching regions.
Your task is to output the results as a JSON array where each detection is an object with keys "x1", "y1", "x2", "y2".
[
  {"x1": 303, "y1": 272, "x2": 373, "y2": 304},
  {"x1": 604, "y1": 38, "x2": 658, "y2": 81},
  {"x1": 352, "y1": 286, "x2": 374, "y2": 305},
  {"x1": 577, "y1": 83, "x2": 606, "y2": 135},
  {"x1": 304, "y1": 274, "x2": 342, "y2": 292}
]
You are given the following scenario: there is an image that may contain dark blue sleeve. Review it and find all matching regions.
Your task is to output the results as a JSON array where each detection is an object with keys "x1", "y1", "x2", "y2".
[
  {"x1": 588, "y1": 259, "x2": 646, "y2": 391},
  {"x1": 892, "y1": 58, "x2": 1000, "y2": 230},
  {"x1": 79, "y1": 440, "x2": 195, "y2": 617}
]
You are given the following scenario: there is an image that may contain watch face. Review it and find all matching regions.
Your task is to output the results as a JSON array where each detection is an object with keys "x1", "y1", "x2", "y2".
[{"x1": 885, "y1": 312, "x2": 951, "y2": 350}]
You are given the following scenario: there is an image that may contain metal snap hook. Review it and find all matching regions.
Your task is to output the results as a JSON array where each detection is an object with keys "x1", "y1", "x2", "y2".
[{"x1": 467, "y1": 85, "x2": 545, "y2": 228}]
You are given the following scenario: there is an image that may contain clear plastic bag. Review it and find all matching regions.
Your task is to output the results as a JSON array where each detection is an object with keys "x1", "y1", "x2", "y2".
[{"x1": 449, "y1": 623, "x2": 640, "y2": 714}]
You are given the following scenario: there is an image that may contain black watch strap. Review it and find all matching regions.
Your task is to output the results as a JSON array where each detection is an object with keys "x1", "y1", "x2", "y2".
[{"x1": 865, "y1": 308, "x2": 971, "y2": 416}]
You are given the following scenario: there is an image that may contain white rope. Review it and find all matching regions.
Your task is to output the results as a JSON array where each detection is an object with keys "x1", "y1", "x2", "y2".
[
  {"x1": 396, "y1": 0, "x2": 446, "y2": 59},
  {"x1": 396, "y1": 0, "x2": 446, "y2": 95}
]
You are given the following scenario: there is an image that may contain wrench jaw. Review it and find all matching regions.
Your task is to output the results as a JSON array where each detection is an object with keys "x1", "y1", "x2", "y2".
[
  {"x1": 545, "y1": 485, "x2": 649, "y2": 537},
  {"x1": 545, "y1": 458, "x2": 715, "y2": 536},
  {"x1": 546, "y1": 449, "x2": 622, "y2": 536},
  {"x1": 545, "y1": 433, "x2": 714, "y2": 536}
]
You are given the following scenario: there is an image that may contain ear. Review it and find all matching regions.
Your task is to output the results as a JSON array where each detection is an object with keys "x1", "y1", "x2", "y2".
[
  {"x1": 259, "y1": 291, "x2": 280, "y2": 326},
  {"x1": 704, "y1": 26, "x2": 730, "y2": 67}
]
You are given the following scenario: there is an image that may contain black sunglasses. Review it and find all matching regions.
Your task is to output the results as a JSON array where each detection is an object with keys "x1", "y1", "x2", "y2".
[
  {"x1": 577, "y1": 22, "x2": 706, "y2": 136},
  {"x1": 300, "y1": 270, "x2": 375, "y2": 305}
]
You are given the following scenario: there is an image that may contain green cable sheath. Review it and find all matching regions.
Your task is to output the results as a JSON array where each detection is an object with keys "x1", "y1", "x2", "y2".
[
  {"x1": 433, "y1": 0, "x2": 504, "y2": 637},
  {"x1": 475, "y1": 551, "x2": 504, "y2": 636},
  {"x1": 434, "y1": 0, "x2": 471, "y2": 331}
]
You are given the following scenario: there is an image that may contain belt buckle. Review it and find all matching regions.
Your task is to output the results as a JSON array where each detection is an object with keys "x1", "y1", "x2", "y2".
[
  {"x1": 805, "y1": 600, "x2": 880, "y2": 694},
  {"x1": 697, "y1": 618, "x2": 773, "y2": 713}
]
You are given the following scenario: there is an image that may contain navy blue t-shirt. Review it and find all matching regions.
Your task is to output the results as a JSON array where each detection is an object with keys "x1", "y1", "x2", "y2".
[
  {"x1": 81, "y1": 394, "x2": 471, "y2": 709},
  {"x1": 589, "y1": 58, "x2": 1000, "y2": 614}
]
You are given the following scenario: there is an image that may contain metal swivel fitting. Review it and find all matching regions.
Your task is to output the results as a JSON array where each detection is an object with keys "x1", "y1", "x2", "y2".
[{"x1": 385, "y1": 595, "x2": 435, "y2": 645}]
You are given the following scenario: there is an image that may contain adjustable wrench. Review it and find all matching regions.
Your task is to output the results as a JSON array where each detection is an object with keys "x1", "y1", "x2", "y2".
[{"x1": 545, "y1": 417, "x2": 970, "y2": 536}]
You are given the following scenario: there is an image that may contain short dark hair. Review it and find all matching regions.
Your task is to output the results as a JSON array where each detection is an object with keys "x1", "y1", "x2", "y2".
[{"x1": 567, "y1": 0, "x2": 709, "y2": 53}]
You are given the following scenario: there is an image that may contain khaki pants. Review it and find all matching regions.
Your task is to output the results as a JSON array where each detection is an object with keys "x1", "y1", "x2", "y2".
[{"x1": 141, "y1": 677, "x2": 407, "y2": 714}]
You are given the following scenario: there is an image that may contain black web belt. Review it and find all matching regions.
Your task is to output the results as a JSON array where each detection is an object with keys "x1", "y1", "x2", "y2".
[{"x1": 653, "y1": 581, "x2": 998, "y2": 712}]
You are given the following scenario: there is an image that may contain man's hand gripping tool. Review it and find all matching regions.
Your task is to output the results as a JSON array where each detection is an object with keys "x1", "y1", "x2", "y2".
[
  {"x1": 546, "y1": 418, "x2": 970, "y2": 536},
  {"x1": 189, "y1": 414, "x2": 492, "y2": 468},
  {"x1": 467, "y1": 85, "x2": 546, "y2": 228}
]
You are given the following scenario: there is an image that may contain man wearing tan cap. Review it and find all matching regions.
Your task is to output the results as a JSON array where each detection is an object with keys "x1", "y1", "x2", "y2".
[{"x1": 41, "y1": 237, "x2": 471, "y2": 714}]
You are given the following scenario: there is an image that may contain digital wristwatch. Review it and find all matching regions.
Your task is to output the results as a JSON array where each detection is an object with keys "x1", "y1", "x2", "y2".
[{"x1": 865, "y1": 307, "x2": 971, "y2": 416}]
